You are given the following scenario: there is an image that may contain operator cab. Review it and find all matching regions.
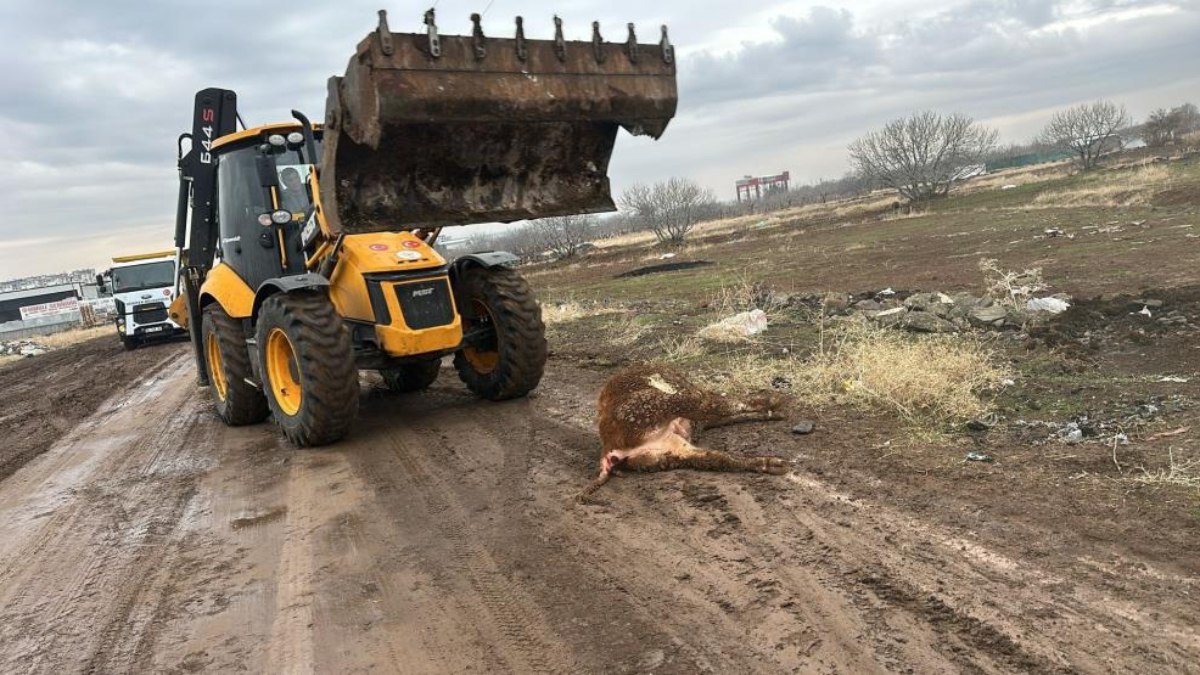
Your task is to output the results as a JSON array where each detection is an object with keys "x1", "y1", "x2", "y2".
[{"x1": 210, "y1": 123, "x2": 324, "y2": 288}]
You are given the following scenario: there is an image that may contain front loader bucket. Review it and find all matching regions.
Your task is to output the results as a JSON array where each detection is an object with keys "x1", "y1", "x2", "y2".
[{"x1": 321, "y1": 10, "x2": 678, "y2": 233}]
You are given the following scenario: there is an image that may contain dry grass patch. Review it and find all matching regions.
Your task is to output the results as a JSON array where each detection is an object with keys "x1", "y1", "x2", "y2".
[
  {"x1": 0, "y1": 355, "x2": 20, "y2": 369},
  {"x1": 38, "y1": 325, "x2": 114, "y2": 348},
  {"x1": 1134, "y1": 448, "x2": 1200, "y2": 490},
  {"x1": 656, "y1": 334, "x2": 707, "y2": 362},
  {"x1": 1031, "y1": 164, "x2": 1171, "y2": 208},
  {"x1": 716, "y1": 321, "x2": 1008, "y2": 427},
  {"x1": 542, "y1": 300, "x2": 623, "y2": 326}
]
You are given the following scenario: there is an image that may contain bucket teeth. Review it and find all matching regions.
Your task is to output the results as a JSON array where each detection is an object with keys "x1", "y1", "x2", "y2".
[
  {"x1": 626, "y1": 23, "x2": 639, "y2": 63},
  {"x1": 554, "y1": 15, "x2": 566, "y2": 61},
  {"x1": 515, "y1": 16, "x2": 527, "y2": 61},
  {"x1": 592, "y1": 21, "x2": 606, "y2": 63},
  {"x1": 471, "y1": 13, "x2": 486, "y2": 60},
  {"x1": 376, "y1": 9, "x2": 394, "y2": 56},
  {"x1": 661, "y1": 25, "x2": 674, "y2": 65},
  {"x1": 424, "y1": 8, "x2": 441, "y2": 58}
]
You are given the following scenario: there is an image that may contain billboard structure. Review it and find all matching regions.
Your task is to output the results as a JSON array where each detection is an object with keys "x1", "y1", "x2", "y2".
[{"x1": 736, "y1": 171, "x2": 790, "y2": 202}]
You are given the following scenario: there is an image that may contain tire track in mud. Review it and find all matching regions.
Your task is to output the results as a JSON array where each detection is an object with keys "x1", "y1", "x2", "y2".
[
  {"x1": 0, "y1": 359, "x2": 210, "y2": 674},
  {"x1": 375, "y1": 423, "x2": 574, "y2": 675}
]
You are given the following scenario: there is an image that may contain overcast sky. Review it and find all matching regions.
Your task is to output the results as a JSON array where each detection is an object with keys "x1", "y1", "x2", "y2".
[{"x1": 1, "y1": 0, "x2": 1197, "y2": 279}]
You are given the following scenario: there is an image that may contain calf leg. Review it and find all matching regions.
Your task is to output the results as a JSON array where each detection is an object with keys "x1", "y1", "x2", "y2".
[{"x1": 623, "y1": 433, "x2": 788, "y2": 475}]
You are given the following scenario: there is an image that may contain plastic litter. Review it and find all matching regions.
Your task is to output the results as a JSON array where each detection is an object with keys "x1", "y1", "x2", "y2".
[
  {"x1": 965, "y1": 451, "x2": 994, "y2": 462},
  {"x1": 701, "y1": 309, "x2": 768, "y2": 340},
  {"x1": 1026, "y1": 297, "x2": 1071, "y2": 314}
]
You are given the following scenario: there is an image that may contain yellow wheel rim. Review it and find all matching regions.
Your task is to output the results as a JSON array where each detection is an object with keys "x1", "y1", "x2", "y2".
[
  {"x1": 464, "y1": 346, "x2": 500, "y2": 374},
  {"x1": 266, "y1": 328, "x2": 303, "y2": 416},
  {"x1": 464, "y1": 300, "x2": 500, "y2": 375},
  {"x1": 206, "y1": 332, "x2": 228, "y2": 401}
]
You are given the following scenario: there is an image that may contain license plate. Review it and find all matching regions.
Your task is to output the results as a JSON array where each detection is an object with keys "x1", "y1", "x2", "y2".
[{"x1": 145, "y1": 326, "x2": 164, "y2": 333}]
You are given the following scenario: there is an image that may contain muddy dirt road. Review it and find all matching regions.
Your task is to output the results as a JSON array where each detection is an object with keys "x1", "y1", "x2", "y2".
[{"x1": 0, "y1": 353, "x2": 1196, "y2": 673}]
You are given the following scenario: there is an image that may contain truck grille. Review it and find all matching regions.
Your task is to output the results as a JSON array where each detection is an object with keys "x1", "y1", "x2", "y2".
[
  {"x1": 132, "y1": 302, "x2": 168, "y2": 325},
  {"x1": 394, "y1": 279, "x2": 454, "y2": 330}
]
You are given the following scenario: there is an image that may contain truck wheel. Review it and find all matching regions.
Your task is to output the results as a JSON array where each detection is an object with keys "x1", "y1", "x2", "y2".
[
  {"x1": 202, "y1": 304, "x2": 269, "y2": 426},
  {"x1": 121, "y1": 335, "x2": 139, "y2": 351},
  {"x1": 256, "y1": 291, "x2": 359, "y2": 447},
  {"x1": 453, "y1": 267, "x2": 547, "y2": 401},
  {"x1": 380, "y1": 360, "x2": 441, "y2": 393}
]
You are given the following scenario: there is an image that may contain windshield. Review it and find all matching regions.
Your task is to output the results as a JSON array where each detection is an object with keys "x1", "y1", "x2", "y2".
[
  {"x1": 217, "y1": 139, "x2": 322, "y2": 239},
  {"x1": 112, "y1": 261, "x2": 175, "y2": 293}
]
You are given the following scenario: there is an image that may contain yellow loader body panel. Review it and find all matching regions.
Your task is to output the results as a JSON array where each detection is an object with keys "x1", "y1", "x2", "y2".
[
  {"x1": 329, "y1": 233, "x2": 463, "y2": 357},
  {"x1": 198, "y1": 263, "x2": 257, "y2": 319}
]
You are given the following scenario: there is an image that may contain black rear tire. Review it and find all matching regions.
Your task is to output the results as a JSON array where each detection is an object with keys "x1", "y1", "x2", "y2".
[
  {"x1": 256, "y1": 291, "x2": 359, "y2": 447},
  {"x1": 121, "y1": 335, "x2": 139, "y2": 351},
  {"x1": 202, "y1": 304, "x2": 269, "y2": 426},
  {"x1": 452, "y1": 267, "x2": 547, "y2": 401},
  {"x1": 380, "y1": 360, "x2": 441, "y2": 393}
]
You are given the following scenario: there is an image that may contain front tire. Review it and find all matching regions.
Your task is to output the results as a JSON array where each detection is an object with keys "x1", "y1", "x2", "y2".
[
  {"x1": 380, "y1": 360, "x2": 441, "y2": 393},
  {"x1": 256, "y1": 291, "x2": 359, "y2": 447},
  {"x1": 452, "y1": 267, "x2": 547, "y2": 401},
  {"x1": 202, "y1": 304, "x2": 269, "y2": 426},
  {"x1": 121, "y1": 335, "x2": 139, "y2": 351}
]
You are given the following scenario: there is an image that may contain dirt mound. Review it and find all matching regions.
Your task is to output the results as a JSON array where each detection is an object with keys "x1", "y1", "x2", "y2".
[{"x1": 616, "y1": 260, "x2": 715, "y2": 278}]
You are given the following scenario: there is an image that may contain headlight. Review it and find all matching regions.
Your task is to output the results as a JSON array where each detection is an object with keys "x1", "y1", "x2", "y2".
[
  {"x1": 286, "y1": 131, "x2": 304, "y2": 145},
  {"x1": 271, "y1": 209, "x2": 292, "y2": 225},
  {"x1": 268, "y1": 134, "x2": 286, "y2": 147},
  {"x1": 258, "y1": 213, "x2": 273, "y2": 227}
]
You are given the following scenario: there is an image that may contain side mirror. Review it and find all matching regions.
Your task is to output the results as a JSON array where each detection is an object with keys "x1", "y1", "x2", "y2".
[{"x1": 96, "y1": 274, "x2": 105, "y2": 288}]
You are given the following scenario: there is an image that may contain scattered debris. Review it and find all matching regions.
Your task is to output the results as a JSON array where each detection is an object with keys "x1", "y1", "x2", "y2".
[
  {"x1": 0, "y1": 340, "x2": 50, "y2": 358},
  {"x1": 791, "y1": 420, "x2": 816, "y2": 435},
  {"x1": 1145, "y1": 427, "x2": 1190, "y2": 442},
  {"x1": 1026, "y1": 297, "x2": 1071, "y2": 314},
  {"x1": 966, "y1": 413, "x2": 999, "y2": 432},
  {"x1": 698, "y1": 309, "x2": 768, "y2": 341},
  {"x1": 1000, "y1": 184, "x2": 1018, "y2": 190},
  {"x1": 1058, "y1": 422, "x2": 1085, "y2": 444},
  {"x1": 1158, "y1": 376, "x2": 1190, "y2": 383},
  {"x1": 965, "y1": 451, "x2": 994, "y2": 462}
]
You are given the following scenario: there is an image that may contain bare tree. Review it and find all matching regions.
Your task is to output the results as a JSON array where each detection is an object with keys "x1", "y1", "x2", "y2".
[
  {"x1": 848, "y1": 111, "x2": 997, "y2": 204},
  {"x1": 1038, "y1": 100, "x2": 1130, "y2": 170},
  {"x1": 1142, "y1": 103, "x2": 1200, "y2": 147},
  {"x1": 1143, "y1": 108, "x2": 1176, "y2": 148},
  {"x1": 489, "y1": 225, "x2": 547, "y2": 262},
  {"x1": 621, "y1": 177, "x2": 718, "y2": 246},
  {"x1": 529, "y1": 214, "x2": 596, "y2": 259}
]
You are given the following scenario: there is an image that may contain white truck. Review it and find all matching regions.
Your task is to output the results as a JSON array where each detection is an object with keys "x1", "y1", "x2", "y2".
[{"x1": 102, "y1": 251, "x2": 186, "y2": 350}]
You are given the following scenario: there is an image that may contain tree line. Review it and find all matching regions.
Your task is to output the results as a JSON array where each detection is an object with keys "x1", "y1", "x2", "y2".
[{"x1": 459, "y1": 98, "x2": 1197, "y2": 258}]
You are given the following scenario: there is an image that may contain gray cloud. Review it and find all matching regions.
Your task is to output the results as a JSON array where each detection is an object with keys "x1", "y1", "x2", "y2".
[{"x1": 2, "y1": 0, "x2": 1197, "y2": 277}]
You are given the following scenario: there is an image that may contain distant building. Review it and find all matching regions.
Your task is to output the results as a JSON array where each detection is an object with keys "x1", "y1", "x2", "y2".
[
  {"x1": 0, "y1": 284, "x2": 88, "y2": 339},
  {"x1": 736, "y1": 172, "x2": 790, "y2": 202}
]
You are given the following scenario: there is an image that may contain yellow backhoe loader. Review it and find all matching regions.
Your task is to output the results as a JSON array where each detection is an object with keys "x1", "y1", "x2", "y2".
[{"x1": 169, "y1": 9, "x2": 678, "y2": 446}]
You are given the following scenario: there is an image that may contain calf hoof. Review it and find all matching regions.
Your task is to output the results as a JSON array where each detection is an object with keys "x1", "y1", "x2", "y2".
[{"x1": 757, "y1": 456, "x2": 790, "y2": 475}]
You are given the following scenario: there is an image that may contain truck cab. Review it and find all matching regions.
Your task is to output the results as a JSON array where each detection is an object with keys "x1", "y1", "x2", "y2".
[{"x1": 104, "y1": 251, "x2": 186, "y2": 350}]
